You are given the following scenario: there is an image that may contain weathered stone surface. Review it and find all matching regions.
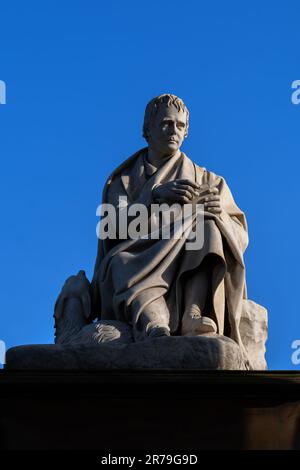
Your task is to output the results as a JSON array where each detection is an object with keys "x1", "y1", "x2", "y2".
[
  {"x1": 5, "y1": 334, "x2": 246, "y2": 370},
  {"x1": 240, "y1": 299, "x2": 268, "y2": 370}
]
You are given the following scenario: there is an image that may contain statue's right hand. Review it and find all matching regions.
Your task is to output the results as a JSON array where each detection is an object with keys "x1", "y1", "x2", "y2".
[
  {"x1": 54, "y1": 270, "x2": 91, "y2": 320},
  {"x1": 152, "y1": 179, "x2": 201, "y2": 204}
]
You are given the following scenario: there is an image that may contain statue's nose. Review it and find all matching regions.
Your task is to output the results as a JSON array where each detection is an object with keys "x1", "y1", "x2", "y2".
[{"x1": 167, "y1": 123, "x2": 176, "y2": 134}]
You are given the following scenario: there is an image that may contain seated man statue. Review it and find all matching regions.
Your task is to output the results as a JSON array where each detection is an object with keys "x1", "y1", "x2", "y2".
[{"x1": 54, "y1": 93, "x2": 267, "y2": 370}]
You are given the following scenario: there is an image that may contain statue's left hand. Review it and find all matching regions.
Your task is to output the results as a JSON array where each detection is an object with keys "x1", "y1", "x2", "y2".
[
  {"x1": 54, "y1": 270, "x2": 91, "y2": 320},
  {"x1": 196, "y1": 186, "x2": 222, "y2": 215},
  {"x1": 152, "y1": 179, "x2": 200, "y2": 204}
]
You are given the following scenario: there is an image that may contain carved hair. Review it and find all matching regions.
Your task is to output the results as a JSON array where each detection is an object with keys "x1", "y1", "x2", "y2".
[{"x1": 143, "y1": 94, "x2": 189, "y2": 141}]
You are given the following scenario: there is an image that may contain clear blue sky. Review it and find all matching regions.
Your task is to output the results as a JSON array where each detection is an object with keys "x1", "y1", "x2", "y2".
[{"x1": 0, "y1": 1, "x2": 299, "y2": 369}]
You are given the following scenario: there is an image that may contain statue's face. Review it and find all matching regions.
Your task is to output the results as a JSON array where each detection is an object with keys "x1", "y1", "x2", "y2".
[{"x1": 148, "y1": 104, "x2": 187, "y2": 155}]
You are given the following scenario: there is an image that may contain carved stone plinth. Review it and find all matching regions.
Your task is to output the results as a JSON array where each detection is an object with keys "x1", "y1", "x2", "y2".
[{"x1": 6, "y1": 335, "x2": 246, "y2": 370}]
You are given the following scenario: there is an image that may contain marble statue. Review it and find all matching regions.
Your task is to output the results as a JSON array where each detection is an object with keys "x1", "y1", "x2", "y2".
[{"x1": 51, "y1": 94, "x2": 268, "y2": 371}]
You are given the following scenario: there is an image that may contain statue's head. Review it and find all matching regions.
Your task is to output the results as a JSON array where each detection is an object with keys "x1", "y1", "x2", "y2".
[{"x1": 143, "y1": 94, "x2": 189, "y2": 155}]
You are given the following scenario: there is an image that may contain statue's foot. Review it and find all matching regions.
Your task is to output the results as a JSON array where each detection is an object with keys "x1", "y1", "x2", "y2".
[
  {"x1": 148, "y1": 326, "x2": 171, "y2": 338},
  {"x1": 195, "y1": 316, "x2": 217, "y2": 334},
  {"x1": 182, "y1": 305, "x2": 217, "y2": 336},
  {"x1": 133, "y1": 318, "x2": 171, "y2": 342},
  {"x1": 183, "y1": 316, "x2": 217, "y2": 335}
]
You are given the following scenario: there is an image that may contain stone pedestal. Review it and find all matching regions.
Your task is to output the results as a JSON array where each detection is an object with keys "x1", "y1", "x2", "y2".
[{"x1": 5, "y1": 335, "x2": 246, "y2": 370}]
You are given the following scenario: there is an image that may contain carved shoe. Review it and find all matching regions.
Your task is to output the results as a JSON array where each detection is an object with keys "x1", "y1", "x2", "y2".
[
  {"x1": 146, "y1": 320, "x2": 171, "y2": 339},
  {"x1": 182, "y1": 305, "x2": 217, "y2": 336}
]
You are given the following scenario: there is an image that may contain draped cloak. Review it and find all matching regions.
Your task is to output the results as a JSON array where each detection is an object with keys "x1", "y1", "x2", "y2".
[{"x1": 91, "y1": 147, "x2": 259, "y2": 369}]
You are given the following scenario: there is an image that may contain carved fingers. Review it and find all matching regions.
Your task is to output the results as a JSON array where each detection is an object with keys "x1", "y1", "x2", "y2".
[
  {"x1": 196, "y1": 187, "x2": 222, "y2": 214},
  {"x1": 174, "y1": 181, "x2": 199, "y2": 200},
  {"x1": 166, "y1": 179, "x2": 200, "y2": 204},
  {"x1": 204, "y1": 194, "x2": 222, "y2": 214},
  {"x1": 153, "y1": 179, "x2": 222, "y2": 212}
]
